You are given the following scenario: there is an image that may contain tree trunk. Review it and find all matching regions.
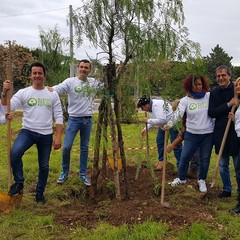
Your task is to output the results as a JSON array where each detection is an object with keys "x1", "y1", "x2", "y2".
[
  {"x1": 106, "y1": 63, "x2": 121, "y2": 199},
  {"x1": 113, "y1": 94, "x2": 129, "y2": 199},
  {"x1": 90, "y1": 98, "x2": 105, "y2": 200}
]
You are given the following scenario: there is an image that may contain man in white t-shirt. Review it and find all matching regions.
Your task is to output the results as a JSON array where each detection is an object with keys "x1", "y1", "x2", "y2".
[
  {"x1": 2, "y1": 62, "x2": 63, "y2": 204},
  {"x1": 137, "y1": 95, "x2": 182, "y2": 169},
  {"x1": 48, "y1": 59, "x2": 102, "y2": 186}
]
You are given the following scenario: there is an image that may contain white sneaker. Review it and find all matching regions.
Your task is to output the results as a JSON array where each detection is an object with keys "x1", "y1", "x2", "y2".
[
  {"x1": 198, "y1": 179, "x2": 207, "y2": 193},
  {"x1": 169, "y1": 178, "x2": 186, "y2": 186}
]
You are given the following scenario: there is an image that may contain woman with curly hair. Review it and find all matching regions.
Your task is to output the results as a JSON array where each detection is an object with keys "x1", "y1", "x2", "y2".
[{"x1": 167, "y1": 75, "x2": 214, "y2": 193}]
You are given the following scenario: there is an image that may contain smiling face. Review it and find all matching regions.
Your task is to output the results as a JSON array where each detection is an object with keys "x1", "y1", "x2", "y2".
[
  {"x1": 77, "y1": 61, "x2": 91, "y2": 80},
  {"x1": 216, "y1": 68, "x2": 231, "y2": 89},
  {"x1": 30, "y1": 66, "x2": 46, "y2": 89},
  {"x1": 192, "y1": 79, "x2": 203, "y2": 93}
]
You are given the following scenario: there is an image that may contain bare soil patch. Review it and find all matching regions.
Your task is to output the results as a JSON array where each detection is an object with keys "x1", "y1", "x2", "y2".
[{"x1": 53, "y1": 165, "x2": 219, "y2": 232}]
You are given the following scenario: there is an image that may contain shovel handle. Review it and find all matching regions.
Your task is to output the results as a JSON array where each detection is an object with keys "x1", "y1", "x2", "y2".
[
  {"x1": 210, "y1": 105, "x2": 236, "y2": 188},
  {"x1": 161, "y1": 129, "x2": 169, "y2": 205},
  {"x1": 145, "y1": 112, "x2": 150, "y2": 157},
  {"x1": 6, "y1": 63, "x2": 12, "y2": 189}
]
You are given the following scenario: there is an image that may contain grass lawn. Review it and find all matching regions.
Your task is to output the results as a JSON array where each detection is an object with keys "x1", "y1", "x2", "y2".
[{"x1": 0, "y1": 111, "x2": 239, "y2": 240}]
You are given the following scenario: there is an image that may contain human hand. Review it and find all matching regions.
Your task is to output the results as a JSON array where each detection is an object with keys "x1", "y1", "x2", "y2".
[
  {"x1": 166, "y1": 144, "x2": 175, "y2": 153},
  {"x1": 141, "y1": 129, "x2": 147, "y2": 137},
  {"x1": 53, "y1": 138, "x2": 62, "y2": 150},
  {"x1": 142, "y1": 117, "x2": 148, "y2": 124},
  {"x1": 3, "y1": 80, "x2": 11, "y2": 92},
  {"x1": 47, "y1": 86, "x2": 54, "y2": 92},
  {"x1": 163, "y1": 124, "x2": 171, "y2": 130},
  {"x1": 228, "y1": 98, "x2": 236, "y2": 107},
  {"x1": 5, "y1": 112, "x2": 12, "y2": 121},
  {"x1": 228, "y1": 112, "x2": 235, "y2": 122}
]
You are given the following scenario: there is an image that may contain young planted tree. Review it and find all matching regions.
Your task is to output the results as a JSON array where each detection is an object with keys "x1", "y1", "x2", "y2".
[{"x1": 71, "y1": 0, "x2": 200, "y2": 199}]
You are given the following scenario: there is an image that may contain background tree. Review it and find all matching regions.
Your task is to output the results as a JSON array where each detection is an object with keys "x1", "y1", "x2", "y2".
[
  {"x1": 233, "y1": 66, "x2": 240, "y2": 79},
  {"x1": 36, "y1": 25, "x2": 72, "y2": 86},
  {"x1": 204, "y1": 44, "x2": 233, "y2": 86},
  {"x1": 71, "y1": 0, "x2": 201, "y2": 199},
  {"x1": 0, "y1": 42, "x2": 35, "y2": 91}
]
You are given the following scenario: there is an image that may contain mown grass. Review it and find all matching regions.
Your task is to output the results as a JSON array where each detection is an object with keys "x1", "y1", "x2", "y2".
[{"x1": 0, "y1": 111, "x2": 239, "y2": 240}]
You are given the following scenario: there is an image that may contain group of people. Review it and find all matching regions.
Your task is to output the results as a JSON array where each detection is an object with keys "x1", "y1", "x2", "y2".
[
  {"x1": 2, "y1": 60, "x2": 240, "y2": 214},
  {"x1": 138, "y1": 65, "x2": 240, "y2": 214},
  {"x1": 1, "y1": 59, "x2": 101, "y2": 204}
]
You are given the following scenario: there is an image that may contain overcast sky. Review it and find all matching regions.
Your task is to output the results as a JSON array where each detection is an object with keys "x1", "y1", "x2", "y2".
[{"x1": 1, "y1": 0, "x2": 240, "y2": 65}]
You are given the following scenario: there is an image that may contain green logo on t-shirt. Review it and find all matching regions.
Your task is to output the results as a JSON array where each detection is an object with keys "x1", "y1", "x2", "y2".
[
  {"x1": 27, "y1": 98, "x2": 51, "y2": 107},
  {"x1": 75, "y1": 86, "x2": 82, "y2": 93},
  {"x1": 189, "y1": 102, "x2": 208, "y2": 111},
  {"x1": 27, "y1": 98, "x2": 37, "y2": 106},
  {"x1": 189, "y1": 103, "x2": 197, "y2": 110},
  {"x1": 74, "y1": 85, "x2": 96, "y2": 97}
]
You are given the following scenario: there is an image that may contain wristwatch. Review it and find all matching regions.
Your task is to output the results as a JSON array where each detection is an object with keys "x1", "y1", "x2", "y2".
[{"x1": 1, "y1": 91, "x2": 7, "y2": 98}]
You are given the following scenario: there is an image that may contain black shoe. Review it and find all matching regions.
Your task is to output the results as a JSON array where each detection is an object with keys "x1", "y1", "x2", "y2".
[
  {"x1": 8, "y1": 183, "x2": 24, "y2": 196},
  {"x1": 36, "y1": 193, "x2": 46, "y2": 204},
  {"x1": 218, "y1": 191, "x2": 231, "y2": 198},
  {"x1": 230, "y1": 204, "x2": 240, "y2": 214}
]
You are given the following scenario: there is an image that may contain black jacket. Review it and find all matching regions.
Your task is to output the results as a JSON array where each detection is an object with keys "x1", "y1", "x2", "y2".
[{"x1": 208, "y1": 82, "x2": 239, "y2": 156}]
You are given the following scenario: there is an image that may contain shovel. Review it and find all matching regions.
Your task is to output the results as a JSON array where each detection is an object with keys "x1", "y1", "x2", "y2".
[
  {"x1": 0, "y1": 62, "x2": 22, "y2": 214},
  {"x1": 210, "y1": 105, "x2": 237, "y2": 189},
  {"x1": 160, "y1": 129, "x2": 170, "y2": 207}
]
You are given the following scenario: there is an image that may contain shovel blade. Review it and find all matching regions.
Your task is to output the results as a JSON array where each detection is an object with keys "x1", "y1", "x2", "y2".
[{"x1": 0, "y1": 192, "x2": 22, "y2": 214}]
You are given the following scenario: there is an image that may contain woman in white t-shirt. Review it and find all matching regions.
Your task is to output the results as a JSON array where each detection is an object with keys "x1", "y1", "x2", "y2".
[{"x1": 167, "y1": 75, "x2": 214, "y2": 193}]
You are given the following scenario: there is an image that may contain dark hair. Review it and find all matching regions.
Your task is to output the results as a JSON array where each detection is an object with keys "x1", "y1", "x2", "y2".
[
  {"x1": 182, "y1": 75, "x2": 209, "y2": 93},
  {"x1": 216, "y1": 65, "x2": 231, "y2": 77},
  {"x1": 137, "y1": 94, "x2": 151, "y2": 108},
  {"x1": 78, "y1": 59, "x2": 91, "y2": 69},
  {"x1": 29, "y1": 62, "x2": 46, "y2": 76}
]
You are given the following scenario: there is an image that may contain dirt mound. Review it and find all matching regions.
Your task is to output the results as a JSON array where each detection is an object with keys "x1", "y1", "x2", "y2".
[{"x1": 53, "y1": 165, "x2": 218, "y2": 231}]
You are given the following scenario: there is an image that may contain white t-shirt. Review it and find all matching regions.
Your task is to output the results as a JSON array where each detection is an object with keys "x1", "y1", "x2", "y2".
[
  {"x1": 0, "y1": 102, "x2": 6, "y2": 124},
  {"x1": 10, "y1": 86, "x2": 63, "y2": 135},
  {"x1": 53, "y1": 77, "x2": 102, "y2": 117},
  {"x1": 146, "y1": 99, "x2": 173, "y2": 130},
  {"x1": 234, "y1": 105, "x2": 240, "y2": 137},
  {"x1": 171, "y1": 92, "x2": 214, "y2": 134}
]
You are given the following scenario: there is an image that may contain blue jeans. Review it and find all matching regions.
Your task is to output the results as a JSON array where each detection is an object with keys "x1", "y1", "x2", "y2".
[
  {"x1": 62, "y1": 116, "x2": 92, "y2": 175},
  {"x1": 178, "y1": 131, "x2": 213, "y2": 180},
  {"x1": 11, "y1": 129, "x2": 52, "y2": 194},
  {"x1": 156, "y1": 128, "x2": 182, "y2": 168},
  {"x1": 220, "y1": 155, "x2": 240, "y2": 193}
]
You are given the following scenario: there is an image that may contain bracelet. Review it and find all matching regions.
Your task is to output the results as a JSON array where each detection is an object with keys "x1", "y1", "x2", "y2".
[{"x1": 1, "y1": 92, "x2": 7, "y2": 98}]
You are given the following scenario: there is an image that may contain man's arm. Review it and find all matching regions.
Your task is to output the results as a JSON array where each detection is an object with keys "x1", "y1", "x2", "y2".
[
  {"x1": 208, "y1": 90, "x2": 233, "y2": 118},
  {"x1": 53, "y1": 124, "x2": 63, "y2": 150}
]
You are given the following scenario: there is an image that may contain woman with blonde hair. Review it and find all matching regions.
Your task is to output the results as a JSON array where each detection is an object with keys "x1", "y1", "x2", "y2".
[{"x1": 229, "y1": 77, "x2": 240, "y2": 214}]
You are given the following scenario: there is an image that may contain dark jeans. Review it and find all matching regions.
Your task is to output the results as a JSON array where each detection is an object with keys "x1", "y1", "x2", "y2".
[
  {"x1": 178, "y1": 131, "x2": 213, "y2": 180},
  {"x1": 11, "y1": 129, "x2": 52, "y2": 194},
  {"x1": 189, "y1": 147, "x2": 200, "y2": 172},
  {"x1": 156, "y1": 128, "x2": 182, "y2": 168},
  {"x1": 220, "y1": 155, "x2": 240, "y2": 193}
]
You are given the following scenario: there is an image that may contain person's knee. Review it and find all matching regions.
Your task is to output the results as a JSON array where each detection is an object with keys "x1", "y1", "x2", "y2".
[
  {"x1": 39, "y1": 163, "x2": 49, "y2": 171},
  {"x1": 63, "y1": 145, "x2": 72, "y2": 152}
]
